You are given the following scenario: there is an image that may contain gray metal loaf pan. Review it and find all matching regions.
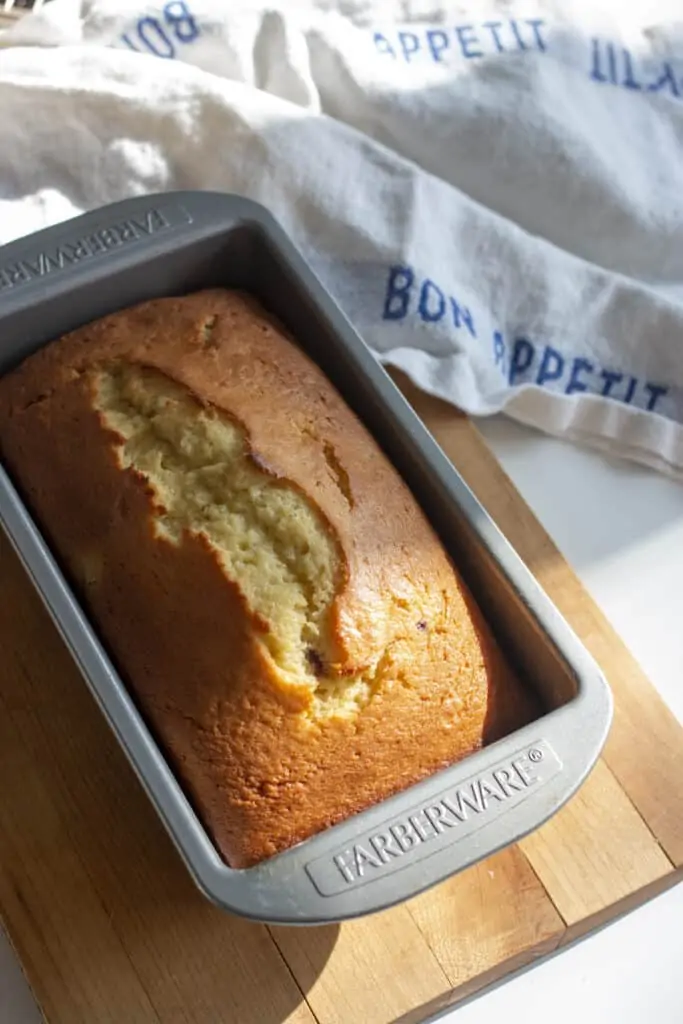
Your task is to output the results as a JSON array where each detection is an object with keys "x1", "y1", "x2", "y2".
[{"x1": 0, "y1": 192, "x2": 612, "y2": 924}]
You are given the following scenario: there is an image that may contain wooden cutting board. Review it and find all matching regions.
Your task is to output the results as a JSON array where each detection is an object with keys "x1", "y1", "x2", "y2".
[{"x1": 1, "y1": 376, "x2": 682, "y2": 1024}]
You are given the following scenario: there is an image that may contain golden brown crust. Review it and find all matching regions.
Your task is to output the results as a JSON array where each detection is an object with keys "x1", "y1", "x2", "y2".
[{"x1": 0, "y1": 289, "x2": 538, "y2": 867}]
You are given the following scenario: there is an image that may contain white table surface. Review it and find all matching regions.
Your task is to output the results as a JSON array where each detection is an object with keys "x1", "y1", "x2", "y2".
[{"x1": 2, "y1": 415, "x2": 682, "y2": 1024}]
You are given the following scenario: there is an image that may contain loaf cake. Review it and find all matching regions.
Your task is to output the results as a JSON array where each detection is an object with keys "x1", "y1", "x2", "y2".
[{"x1": 0, "y1": 288, "x2": 538, "y2": 868}]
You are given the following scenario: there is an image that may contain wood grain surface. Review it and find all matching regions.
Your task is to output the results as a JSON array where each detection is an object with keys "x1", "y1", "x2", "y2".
[{"x1": 1, "y1": 378, "x2": 681, "y2": 1024}]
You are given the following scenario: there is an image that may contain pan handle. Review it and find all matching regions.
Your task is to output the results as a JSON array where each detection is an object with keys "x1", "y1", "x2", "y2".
[{"x1": 0, "y1": 191, "x2": 276, "y2": 308}]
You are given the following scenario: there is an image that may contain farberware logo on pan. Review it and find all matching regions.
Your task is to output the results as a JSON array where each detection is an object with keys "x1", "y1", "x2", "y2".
[
  {"x1": 306, "y1": 740, "x2": 562, "y2": 896},
  {"x1": 0, "y1": 205, "x2": 191, "y2": 291}
]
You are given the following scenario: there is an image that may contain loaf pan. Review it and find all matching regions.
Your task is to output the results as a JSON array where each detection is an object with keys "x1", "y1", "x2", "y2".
[{"x1": 0, "y1": 192, "x2": 613, "y2": 924}]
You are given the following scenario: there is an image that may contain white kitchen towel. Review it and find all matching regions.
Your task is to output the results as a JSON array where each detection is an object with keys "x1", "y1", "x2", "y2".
[{"x1": 2, "y1": 1, "x2": 683, "y2": 477}]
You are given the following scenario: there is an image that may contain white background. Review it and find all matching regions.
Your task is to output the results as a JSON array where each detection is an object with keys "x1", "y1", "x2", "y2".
[{"x1": 1, "y1": 415, "x2": 682, "y2": 1023}]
